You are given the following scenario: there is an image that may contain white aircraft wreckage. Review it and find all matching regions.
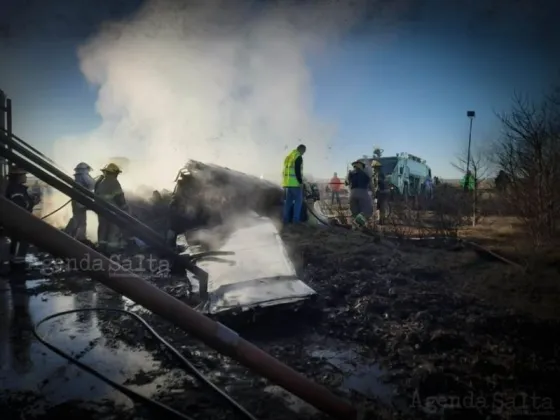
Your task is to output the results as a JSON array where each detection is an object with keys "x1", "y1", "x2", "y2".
[
  {"x1": 132, "y1": 159, "x2": 327, "y2": 315},
  {"x1": 187, "y1": 214, "x2": 316, "y2": 315}
]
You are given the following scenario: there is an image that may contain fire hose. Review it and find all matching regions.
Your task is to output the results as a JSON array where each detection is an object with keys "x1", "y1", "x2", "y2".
[
  {"x1": 40, "y1": 199, "x2": 71, "y2": 220},
  {"x1": 34, "y1": 308, "x2": 258, "y2": 420},
  {"x1": 40, "y1": 176, "x2": 103, "y2": 220}
]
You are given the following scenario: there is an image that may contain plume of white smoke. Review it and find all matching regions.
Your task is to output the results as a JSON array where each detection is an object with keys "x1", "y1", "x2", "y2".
[{"x1": 45, "y1": 0, "x2": 370, "y2": 235}]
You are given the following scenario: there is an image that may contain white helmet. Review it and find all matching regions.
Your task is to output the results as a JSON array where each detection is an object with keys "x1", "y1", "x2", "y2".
[{"x1": 75, "y1": 162, "x2": 92, "y2": 172}]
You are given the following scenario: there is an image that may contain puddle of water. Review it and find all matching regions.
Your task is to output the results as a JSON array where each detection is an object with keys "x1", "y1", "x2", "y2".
[
  {"x1": 261, "y1": 336, "x2": 399, "y2": 414},
  {"x1": 0, "y1": 279, "x2": 178, "y2": 411},
  {"x1": 307, "y1": 337, "x2": 395, "y2": 404}
]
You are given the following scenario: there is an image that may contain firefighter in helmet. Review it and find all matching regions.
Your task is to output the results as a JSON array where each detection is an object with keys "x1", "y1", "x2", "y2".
[
  {"x1": 5, "y1": 166, "x2": 41, "y2": 270},
  {"x1": 65, "y1": 162, "x2": 96, "y2": 241},
  {"x1": 94, "y1": 163, "x2": 127, "y2": 254}
]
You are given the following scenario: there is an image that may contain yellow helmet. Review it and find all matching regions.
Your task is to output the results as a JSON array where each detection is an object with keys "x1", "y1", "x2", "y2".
[
  {"x1": 101, "y1": 162, "x2": 122, "y2": 174},
  {"x1": 371, "y1": 159, "x2": 382, "y2": 167}
]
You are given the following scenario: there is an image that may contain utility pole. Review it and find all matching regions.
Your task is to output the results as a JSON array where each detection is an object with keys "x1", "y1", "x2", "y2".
[
  {"x1": 466, "y1": 110, "x2": 476, "y2": 226},
  {"x1": 465, "y1": 110, "x2": 475, "y2": 191}
]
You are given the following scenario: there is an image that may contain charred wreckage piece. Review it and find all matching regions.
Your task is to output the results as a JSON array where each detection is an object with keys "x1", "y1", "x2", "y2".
[{"x1": 134, "y1": 159, "x2": 319, "y2": 314}]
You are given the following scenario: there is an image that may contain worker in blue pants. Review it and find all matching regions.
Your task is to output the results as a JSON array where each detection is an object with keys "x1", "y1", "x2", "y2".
[{"x1": 281, "y1": 144, "x2": 306, "y2": 224}]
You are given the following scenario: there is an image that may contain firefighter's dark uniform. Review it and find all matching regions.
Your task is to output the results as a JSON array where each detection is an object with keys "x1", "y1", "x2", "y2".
[
  {"x1": 94, "y1": 167, "x2": 127, "y2": 253},
  {"x1": 5, "y1": 173, "x2": 37, "y2": 269}
]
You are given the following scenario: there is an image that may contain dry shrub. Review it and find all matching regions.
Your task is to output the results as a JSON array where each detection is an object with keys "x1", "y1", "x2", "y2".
[
  {"x1": 382, "y1": 186, "x2": 476, "y2": 239},
  {"x1": 320, "y1": 187, "x2": 478, "y2": 241},
  {"x1": 384, "y1": 200, "x2": 427, "y2": 238},
  {"x1": 495, "y1": 90, "x2": 560, "y2": 250},
  {"x1": 428, "y1": 186, "x2": 471, "y2": 237}
]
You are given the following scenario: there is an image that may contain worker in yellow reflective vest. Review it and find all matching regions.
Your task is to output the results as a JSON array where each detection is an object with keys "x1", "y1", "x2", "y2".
[
  {"x1": 282, "y1": 144, "x2": 306, "y2": 224},
  {"x1": 94, "y1": 163, "x2": 128, "y2": 254}
]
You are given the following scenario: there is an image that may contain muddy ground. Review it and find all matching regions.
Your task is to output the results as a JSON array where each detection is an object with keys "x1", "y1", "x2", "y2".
[{"x1": 1, "y1": 225, "x2": 560, "y2": 419}]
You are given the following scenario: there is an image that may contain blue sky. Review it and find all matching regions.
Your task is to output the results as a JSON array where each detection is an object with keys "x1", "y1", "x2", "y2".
[
  {"x1": 1, "y1": 0, "x2": 558, "y2": 178},
  {"x1": 312, "y1": 29, "x2": 557, "y2": 176}
]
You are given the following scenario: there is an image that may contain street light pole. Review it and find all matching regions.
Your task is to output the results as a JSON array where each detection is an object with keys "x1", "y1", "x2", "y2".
[{"x1": 465, "y1": 110, "x2": 475, "y2": 191}]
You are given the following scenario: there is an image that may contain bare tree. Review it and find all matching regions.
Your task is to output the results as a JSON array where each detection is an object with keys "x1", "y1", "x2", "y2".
[
  {"x1": 493, "y1": 90, "x2": 560, "y2": 248},
  {"x1": 451, "y1": 148, "x2": 493, "y2": 226},
  {"x1": 452, "y1": 148, "x2": 493, "y2": 182}
]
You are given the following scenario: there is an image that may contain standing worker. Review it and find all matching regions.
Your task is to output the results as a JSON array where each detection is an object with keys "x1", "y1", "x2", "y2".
[
  {"x1": 461, "y1": 170, "x2": 475, "y2": 192},
  {"x1": 345, "y1": 160, "x2": 375, "y2": 228},
  {"x1": 282, "y1": 144, "x2": 306, "y2": 224},
  {"x1": 65, "y1": 162, "x2": 95, "y2": 241},
  {"x1": 94, "y1": 163, "x2": 127, "y2": 254},
  {"x1": 423, "y1": 175, "x2": 434, "y2": 200},
  {"x1": 4, "y1": 166, "x2": 40, "y2": 271},
  {"x1": 329, "y1": 172, "x2": 342, "y2": 206},
  {"x1": 376, "y1": 172, "x2": 389, "y2": 225}
]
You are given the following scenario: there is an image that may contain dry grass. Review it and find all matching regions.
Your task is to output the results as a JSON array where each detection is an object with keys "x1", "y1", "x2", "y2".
[
  {"x1": 283, "y1": 223, "x2": 560, "y2": 321},
  {"x1": 318, "y1": 194, "x2": 560, "y2": 321}
]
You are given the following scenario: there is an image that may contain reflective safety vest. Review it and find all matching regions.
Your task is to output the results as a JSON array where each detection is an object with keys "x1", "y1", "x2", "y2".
[
  {"x1": 282, "y1": 150, "x2": 302, "y2": 187},
  {"x1": 460, "y1": 174, "x2": 475, "y2": 191}
]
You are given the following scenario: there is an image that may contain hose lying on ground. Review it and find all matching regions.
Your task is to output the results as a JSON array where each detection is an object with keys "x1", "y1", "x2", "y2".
[{"x1": 33, "y1": 308, "x2": 258, "y2": 420}]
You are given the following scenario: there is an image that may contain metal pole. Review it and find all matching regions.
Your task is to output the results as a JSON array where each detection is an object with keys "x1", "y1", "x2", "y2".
[
  {"x1": 0, "y1": 91, "x2": 6, "y2": 188},
  {"x1": 0, "y1": 195, "x2": 356, "y2": 420},
  {"x1": 466, "y1": 117, "x2": 473, "y2": 175},
  {"x1": 464, "y1": 111, "x2": 475, "y2": 192},
  {"x1": 465, "y1": 111, "x2": 475, "y2": 224},
  {"x1": 6, "y1": 98, "x2": 12, "y2": 135}
]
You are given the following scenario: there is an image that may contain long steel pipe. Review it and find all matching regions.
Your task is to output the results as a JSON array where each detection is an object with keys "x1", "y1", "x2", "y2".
[
  {"x1": 0, "y1": 196, "x2": 356, "y2": 420},
  {"x1": 0, "y1": 127, "x2": 63, "y2": 167}
]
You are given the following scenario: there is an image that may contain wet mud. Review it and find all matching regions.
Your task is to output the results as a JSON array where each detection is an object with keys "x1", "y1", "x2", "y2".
[{"x1": 1, "y1": 225, "x2": 560, "y2": 419}]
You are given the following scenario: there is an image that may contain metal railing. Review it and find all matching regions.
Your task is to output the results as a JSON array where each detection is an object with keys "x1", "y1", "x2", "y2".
[{"x1": 0, "y1": 89, "x2": 12, "y2": 192}]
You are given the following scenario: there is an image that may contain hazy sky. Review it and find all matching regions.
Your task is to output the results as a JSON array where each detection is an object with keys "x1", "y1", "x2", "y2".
[{"x1": 1, "y1": 0, "x2": 558, "y2": 185}]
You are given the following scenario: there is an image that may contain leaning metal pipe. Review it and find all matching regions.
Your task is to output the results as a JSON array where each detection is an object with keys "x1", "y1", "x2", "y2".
[
  {"x1": 0, "y1": 145, "x2": 207, "y2": 280},
  {"x1": 4, "y1": 128, "x2": 69, "y2": 167},
  {"x1": 0, "y1": 143, "x2": 162, "y2": 245},
  {"x1": 0, "y1": 196, "x2": 356, "y2": 420}
]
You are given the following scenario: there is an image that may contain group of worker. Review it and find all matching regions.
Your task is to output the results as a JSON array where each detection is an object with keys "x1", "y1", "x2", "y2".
[
  {"x1": 63, "y1": 161, "x2": 129, "y2": 253},
  {"x1": 281, "y1": 145, "x2": 388, "y2": 227},
  {"x1": 4, "y1": 161, "x2": 128, "y2": 271}
]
